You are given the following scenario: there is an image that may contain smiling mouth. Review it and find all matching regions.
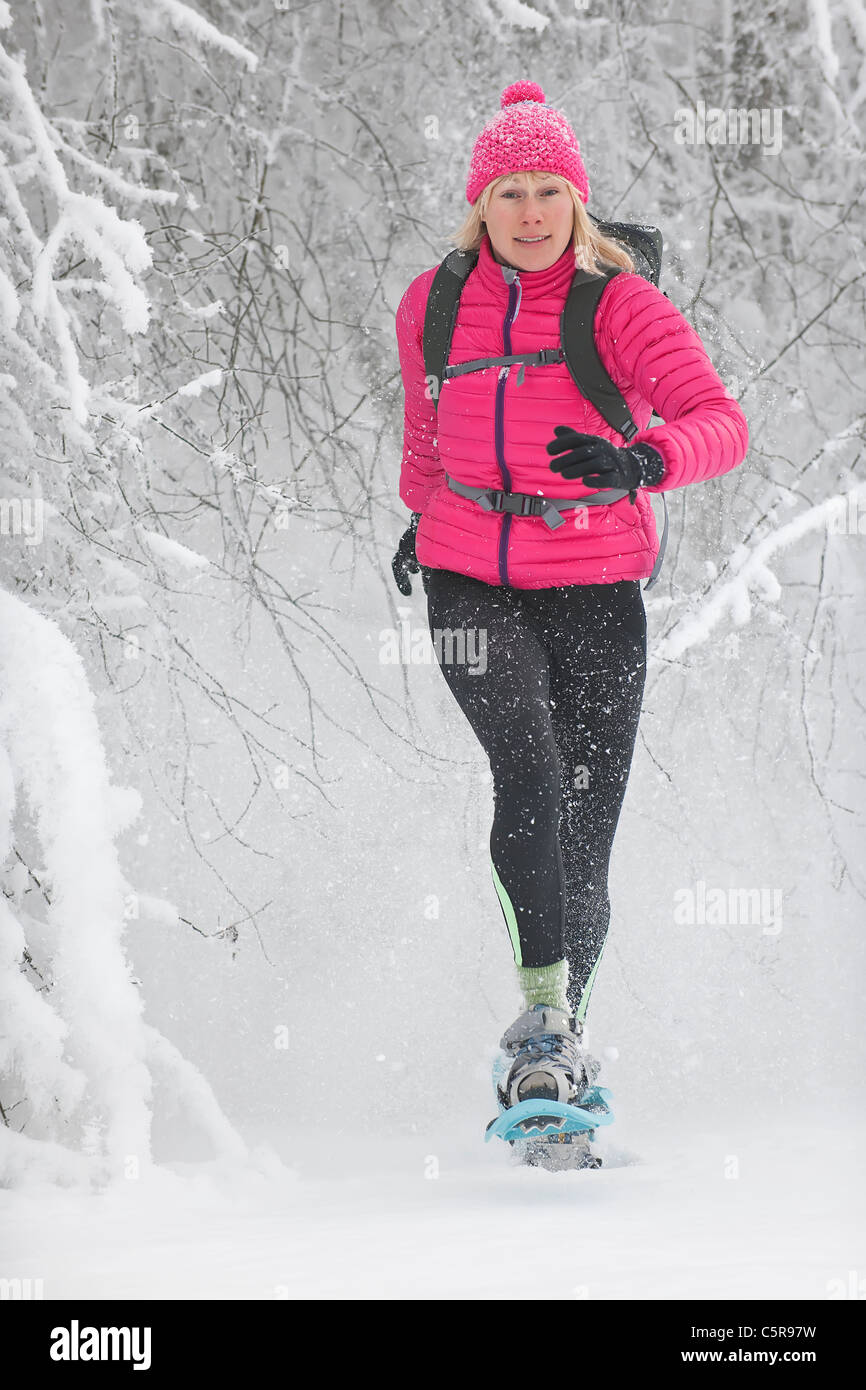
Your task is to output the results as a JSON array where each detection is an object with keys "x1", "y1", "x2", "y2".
[{"x1": 514, "y1": 235, "x2": 550, "y2": 243}]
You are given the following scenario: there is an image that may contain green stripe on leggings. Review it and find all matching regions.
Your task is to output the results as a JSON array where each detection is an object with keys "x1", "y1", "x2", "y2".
[
  {"x1": 490, "y1": 858, "x2": 522, "y2": 966},
  {"x1": 575, "y1": 931, "x2": 608, "y2": 1025}
]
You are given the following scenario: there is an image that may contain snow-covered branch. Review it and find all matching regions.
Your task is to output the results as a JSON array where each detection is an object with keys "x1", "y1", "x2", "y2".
[
  {"x1": 148, "y1": 0, "x2": 258, "y2": 71},
  {"x1": 0, "y1": 38, "x2": 156, "y2": 427},
  {"x1": 655, "y1": 475, "x2": 866, "y2": 661}
]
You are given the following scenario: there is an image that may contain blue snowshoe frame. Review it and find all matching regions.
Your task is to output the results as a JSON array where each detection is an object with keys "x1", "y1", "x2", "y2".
[{"x1": 485, "y1": 1084, "x2": 614, "y2": 1145}]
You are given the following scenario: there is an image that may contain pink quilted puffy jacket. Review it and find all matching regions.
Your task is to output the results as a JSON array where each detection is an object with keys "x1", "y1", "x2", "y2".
[{"x1": 396, "y1": 232, "x2": 749, "y2": 588}]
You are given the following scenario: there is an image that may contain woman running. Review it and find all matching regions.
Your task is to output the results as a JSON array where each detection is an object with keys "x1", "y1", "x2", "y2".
[{"x1": 391, "y1": 82, "x2": 748, "y2": 1162}]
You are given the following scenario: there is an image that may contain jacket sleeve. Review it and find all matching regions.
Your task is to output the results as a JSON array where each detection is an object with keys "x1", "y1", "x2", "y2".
[
  {"x1": 395, "y1": 269, "x2": 445, "y2": 513},
  {"x1": 598, "y1": 273, "x2": 749, "y2": 492}
]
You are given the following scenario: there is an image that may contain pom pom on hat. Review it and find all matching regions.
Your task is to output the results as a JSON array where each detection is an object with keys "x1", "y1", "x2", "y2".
[
  {"x1": 500, "y1": 81, "x2": 547, "y2": 106},
  {"x1": 465, "y1": 81, "x2": 590, "y2": 206}
]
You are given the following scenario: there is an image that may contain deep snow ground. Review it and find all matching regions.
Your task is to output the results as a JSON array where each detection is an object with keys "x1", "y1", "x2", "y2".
[{"x1": 3, "y1": 1103, "x2": 862, "y2": 1301}]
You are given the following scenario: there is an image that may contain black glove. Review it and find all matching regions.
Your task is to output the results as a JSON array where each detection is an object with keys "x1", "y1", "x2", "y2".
[
  {"x1": 391, "y1": 512, "x2": 430, "y2": 596},
  {"x1": 546, "y1": 427, "x2": 665, "y2": 500}
]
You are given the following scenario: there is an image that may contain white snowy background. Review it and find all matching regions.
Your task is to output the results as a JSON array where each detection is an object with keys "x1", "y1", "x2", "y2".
[{"x1": 0, "y1": 0, "x2": 864, "y2": 1300}]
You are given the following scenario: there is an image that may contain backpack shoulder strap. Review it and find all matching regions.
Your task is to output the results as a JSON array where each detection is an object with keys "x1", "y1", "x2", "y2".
[
  {"x1": 422, "y1": 248, "x2": 479, "y2": 407},
  {"x1": 560, "y1": 260, "x2": 670, "y2": 591},
  {"x1": 560, "y1": 267, "x2": 639, "y2": 441},
  {"x1": 561, "y1": 217, "x2": 664, "y2": 437}
]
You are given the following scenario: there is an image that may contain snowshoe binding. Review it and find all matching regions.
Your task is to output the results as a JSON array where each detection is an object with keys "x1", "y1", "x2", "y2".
[{"x1": 485, "y1": 1004, "x2": 613, "y2": 1172}]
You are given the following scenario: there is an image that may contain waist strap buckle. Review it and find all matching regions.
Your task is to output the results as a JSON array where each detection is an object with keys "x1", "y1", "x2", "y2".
[{"x1": 478, "y1": 490, "x2": 566, "y2": 529}]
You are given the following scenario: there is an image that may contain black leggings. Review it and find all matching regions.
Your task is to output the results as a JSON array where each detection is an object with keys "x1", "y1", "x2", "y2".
[{"x1": 426, "y1": 567, "x2": 647, "y2": 1022}]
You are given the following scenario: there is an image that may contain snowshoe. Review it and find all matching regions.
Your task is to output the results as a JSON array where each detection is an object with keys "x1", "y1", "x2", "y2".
[{"x1": 485, "y1": 1004, "x2": 613, "y2": 1171}]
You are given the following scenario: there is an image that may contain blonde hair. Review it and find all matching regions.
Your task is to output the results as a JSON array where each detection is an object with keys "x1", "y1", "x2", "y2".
[{"x1": 448, "y1": 170, "x2": 634, "y2": 276}]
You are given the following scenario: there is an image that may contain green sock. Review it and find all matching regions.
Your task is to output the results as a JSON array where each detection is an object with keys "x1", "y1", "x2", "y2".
[{"x1": 516, "y1": 958, "x2": 570, "y2": 1012}]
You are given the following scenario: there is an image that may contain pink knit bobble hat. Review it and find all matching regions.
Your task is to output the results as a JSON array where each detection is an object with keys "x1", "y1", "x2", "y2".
[{"x1": 465, "y1": 81, "x2": 590, "y2": 206}]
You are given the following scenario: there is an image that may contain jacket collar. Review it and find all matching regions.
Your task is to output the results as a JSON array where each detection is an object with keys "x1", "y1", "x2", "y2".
[{"x1": 474, "y1": 230, "x2": 577, "y2": 300}]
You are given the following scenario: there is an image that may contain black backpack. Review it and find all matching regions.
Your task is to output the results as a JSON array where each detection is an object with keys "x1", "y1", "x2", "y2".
[{"x1": 421, "y1": 215, "x2": 669, "y2": 588}]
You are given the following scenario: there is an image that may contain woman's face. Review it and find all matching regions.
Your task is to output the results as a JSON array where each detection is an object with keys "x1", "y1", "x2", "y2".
[{"x1": 482, "y1": 172, "x2": 574, "y2": 272}]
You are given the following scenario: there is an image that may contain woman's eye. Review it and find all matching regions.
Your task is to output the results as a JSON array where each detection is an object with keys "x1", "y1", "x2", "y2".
[{"x1": 500, "y1": 187, "x2": 557, "y2": 198}]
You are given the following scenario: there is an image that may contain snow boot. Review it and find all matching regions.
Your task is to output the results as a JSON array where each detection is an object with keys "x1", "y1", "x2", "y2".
[{"x1": 496, "y1": 1003, "x2": 600, "y2": 1109}]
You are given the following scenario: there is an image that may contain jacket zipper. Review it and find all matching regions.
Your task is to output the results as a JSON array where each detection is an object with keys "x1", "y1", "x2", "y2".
[{"x1": 495, "y1": 273, "x2": 522, "y2": 586}]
